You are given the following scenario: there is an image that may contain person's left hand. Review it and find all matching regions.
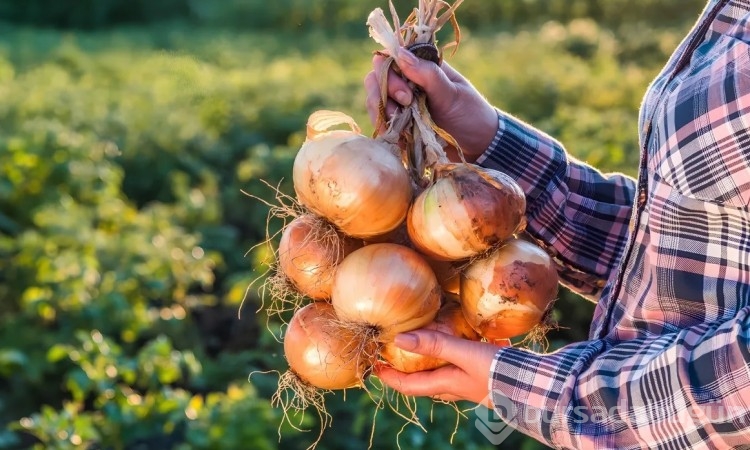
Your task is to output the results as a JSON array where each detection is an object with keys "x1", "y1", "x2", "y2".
[{"x1": 373, "y1": 330, "x2": 506, "y2": 408}]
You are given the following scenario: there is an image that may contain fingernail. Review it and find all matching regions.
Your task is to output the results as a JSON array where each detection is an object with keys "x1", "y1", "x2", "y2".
[
  {"x1": 394, "y1": 90, "x2": 411, "y2": 106},
  {"x1": 394, "y1": 332, "x2": 418, "y2": 351},
  {"x1": 397, "y1": 48, "x2": 419, "y2": 67}
]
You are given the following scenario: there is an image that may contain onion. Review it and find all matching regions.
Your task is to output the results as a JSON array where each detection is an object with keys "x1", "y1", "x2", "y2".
[
  {"x1": 407, "y1": 164, "x2": 526, "y2": 260},
  {"x1": 293, "y1": 110, "x2": 413, "y2": 238},
  {"x1": 284, "y1": 302, "x2": 373, "y2": 390},
  {"x1": 460, "y1": 238, "x2": 558, "y2": 340},
  {"x1": 278, "y1": 215, "x2": 362, "y2": 300},
  {"x1": 363, "y1": 221, "x2": 413, "y2": 248},
  {"x1": 331, "y1": 243, "x2": 441, "y2": 342},
  {"x1": 381, "y1": 301, "x2": 481, "y2": 373},
  {"x1": 424, "y1": 257, "x2": 463, "y2": 295}
]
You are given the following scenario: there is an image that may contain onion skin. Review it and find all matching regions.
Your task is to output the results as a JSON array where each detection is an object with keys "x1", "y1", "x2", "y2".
[
  {"x1": 381, "y1": 302, "x2": 481, "y2": 373},
  {"x1": 331, "y1": 243, "x2": 441, "y2": 342},
  {"x1": 424, "y1": 257, "x2": 463, "y2": 295},
  {"x1": 407, "y1": 164, "x2": 526, "y2": 260},
  {"x1": 278, "y1": 215, "x2": 362, "y2": 300},
  {"x1": 284, "y1": 302, "x2": 373, "y2": 390},
  {"x1": 460, "y1": 239, "x2": 558, "y2": 340},
  {"x1": 363, "y1": 221, "x2": 413, "y2": 248},
  {"x1": 293, "y1": 129, "x2": 412, "y2": 239}
]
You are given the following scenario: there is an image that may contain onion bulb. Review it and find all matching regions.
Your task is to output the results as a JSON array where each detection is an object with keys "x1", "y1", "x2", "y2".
[
  {"x1": 284, "y1": 302, "x2": 373, "y2": 390},
  {"x1": 460, "y1": 238, "x2": 558, "y2": 340},
  {"x1": 424, "y1": 257, "x2": 463, "y2": 295},
  {"x1": 407, "y1": 164, "x2": 526, "y2": 260},
  {"x1": 381, "y1": 302, "x2": 481, "y2": 373},
  {"x1": 293, "y1": 110, "x2": 412, "y2": 238},
  {"x1": 278, "y1": 215, "x2": 362, "y2": 300},
  {"x1": 332, "y1": 243, "x2": 441, "y2": 342},
  {"x1": 363, "y1": 221, "x2": 413, "y2": 248}
]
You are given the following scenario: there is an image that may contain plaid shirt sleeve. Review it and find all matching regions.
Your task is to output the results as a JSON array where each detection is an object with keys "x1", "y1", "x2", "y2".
[
  {"x1": 476, "y1": 1, "x2": 750, "y2": 448},
  {"x1": 477, "y1": 112, "x2": 636, "y2": 298}
]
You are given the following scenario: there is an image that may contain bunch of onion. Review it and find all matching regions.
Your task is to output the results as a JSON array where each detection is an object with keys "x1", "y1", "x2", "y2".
[
  {"x1": 261, "y1": 1, "x2": 559, "y2": 446},
  {"x1": 460, "y1": 238, "x2": 559, "y2": 342}
]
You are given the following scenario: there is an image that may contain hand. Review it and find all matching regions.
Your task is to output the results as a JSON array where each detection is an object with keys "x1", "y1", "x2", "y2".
[
  {"x1": 373, "y1": 329, "x2": 506, "y2": 407},
  {"x1": 363, "y1": 48, "x2": 499, "y2": 163}
]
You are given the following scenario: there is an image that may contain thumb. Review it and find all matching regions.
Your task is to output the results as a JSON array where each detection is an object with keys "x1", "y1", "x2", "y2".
[
  {"x1": 393, "y1": 329, "x2": 498, "y2": 375},
  {"x1": 395, "y1": 48, "x2": 455, "y2": 101}
]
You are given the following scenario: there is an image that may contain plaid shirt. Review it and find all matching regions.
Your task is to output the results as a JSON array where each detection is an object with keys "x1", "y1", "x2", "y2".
[{"x1": 477, "y1": 0, "x2": 750, "y2": 448}]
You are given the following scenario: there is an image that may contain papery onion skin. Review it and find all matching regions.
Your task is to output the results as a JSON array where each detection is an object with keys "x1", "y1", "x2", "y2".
[
  {"x1": 363, "y1": 221, "x2": 413, "y2": 248},
  {"x1": 381, "y1": 302, "x2": 480, "y2": 373},
  {"x1": 460, "y1": 239, "x2": 558, "y2": 340},
  {"x1": 407, "y1": 164, "x2": 526, "y2": 261},
  {"x1": 278, "y1": 215, "x2": 363, "y2": 300},
  {"x1": 424, "y1": 257, "x2": 463, "y2": 295},
  {"x1": 284, "y1": 302, "x2": 373, "y2": 390},
  {"x1": 293, "y1": 129, "x2": 412, "y2": 239},
  {"x1": 332, "y1": 243, "x2": 441, "y2": 342}
]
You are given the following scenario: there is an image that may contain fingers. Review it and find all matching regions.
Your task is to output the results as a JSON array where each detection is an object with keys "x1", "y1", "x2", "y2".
[
  {"x1": 364, "y1": 54, "x2": 411, "y2": 128},
  {"x1": 363, "y1": 70, "x2": 386, "y2": 129},
  {"x1": 394, "y1": 49, "x2": 458, "y2": 107},
  {"x1": 364, "y1": 49, "x2": 468, "y2": 131},
  {"x1": 370, "y1": 53, "x2": 412, "y2": 104},
  {"x1": 392, "y1": 330, "x2": 498, "y2": 376},
  {"x1": 375, "y1": 364, "x2": 491, "y2": 406},
  {"x1": 373, "y1": 331, "x2": 503, "y2": 405},
  {"x1": 375, "y1": 364, "x2": 465, "y2": 397}
]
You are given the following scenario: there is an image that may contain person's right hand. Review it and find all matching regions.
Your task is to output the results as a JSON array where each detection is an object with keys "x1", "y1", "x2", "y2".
[{"x1": 363, "y1": 48, "x2": 499, "y2": 163}]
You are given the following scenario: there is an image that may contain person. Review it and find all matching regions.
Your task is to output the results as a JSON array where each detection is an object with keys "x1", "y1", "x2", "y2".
[{"x1": 363, "y1": 0, "x2": 750, "y2": 448}]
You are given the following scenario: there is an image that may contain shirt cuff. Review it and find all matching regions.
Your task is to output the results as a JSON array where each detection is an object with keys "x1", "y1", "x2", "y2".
[
  {"x1": 487, "y1": 347, "x2": 559, "y2": 446},
  {"x1": 474, "y1": 109, "x2": 506, "y2": 166},
  {"x1": 487, "y1": 341, "x2": 605, "y2": 449}
]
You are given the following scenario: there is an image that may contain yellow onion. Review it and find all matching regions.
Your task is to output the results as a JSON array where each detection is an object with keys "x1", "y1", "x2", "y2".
[
  {"x1": 363, "y1": 221, "x2": 413, "y2": 248},
  {"x1": 284, "y1": 302, "x2": 373, "y2": 390},
  {"x1": 331, "y1": 243, "x2": 441, "y2": 342},
  {"x1": 293, "y1": 110, "x2": 412, "y2": 238},
  {"x1": 407, "y1": 164, "x2": 526, "y2": 260},
  {"x1": 381, "y1": 302, "x2": 481, "y2": 373},
  {"x1": 424, "y1": 257, "x2": 463, "y2": 295},
  {"x1": 460, "y1": 238, "x2": 558, "y2": 340},
  {"x1": 278, "y1": 215, "x2": 362, "y2": 300}
]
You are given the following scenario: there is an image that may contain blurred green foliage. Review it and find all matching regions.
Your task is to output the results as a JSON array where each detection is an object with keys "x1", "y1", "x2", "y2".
[
  {"x1": 0, "y1": 1, "x2": 701, "y2": 449},
  {"x1": 0, "y1": 0, "x2": 706, "y2": 31}
]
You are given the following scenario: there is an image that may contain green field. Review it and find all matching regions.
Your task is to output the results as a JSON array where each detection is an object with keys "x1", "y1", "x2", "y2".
[{"x1": 0, "y1": 1, "x2": 704, "y2": 448}]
